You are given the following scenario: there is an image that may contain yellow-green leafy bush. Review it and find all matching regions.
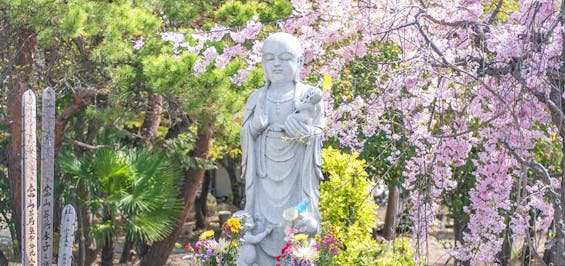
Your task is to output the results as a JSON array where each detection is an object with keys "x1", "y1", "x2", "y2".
[
  {"x1": 320, "y1": 147, "x2": 417, "y2": 265},
  {"x1": 375, "y1": 238, "x2": 417, "y2": 266},
  {"x1": 320, "y1": 147, "x2": 380, "y2": 264}
]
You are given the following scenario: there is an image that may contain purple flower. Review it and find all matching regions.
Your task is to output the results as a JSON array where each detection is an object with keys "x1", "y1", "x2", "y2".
[{"x1": 133, "y1": 38, "x2": 144, "y2": 51}]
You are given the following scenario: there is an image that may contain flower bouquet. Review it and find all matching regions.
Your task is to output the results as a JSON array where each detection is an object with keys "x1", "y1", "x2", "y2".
[
  {"x1": 276, "y1": 200, "x2": 341, "y2": 266},
  {"x1": 183, "y1": 216, "x2": 244, "y2": 266},
  {"x1": 277, "y1": 232, "x2": 320, "y2": 266}
]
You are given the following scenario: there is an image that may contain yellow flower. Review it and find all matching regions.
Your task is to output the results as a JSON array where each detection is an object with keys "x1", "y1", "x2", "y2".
[
  {"x1": 226, "y1": 217, "x2": 241, "y2": 233},
  {"x1": 292, "y1": 234, "x2": 308, "y2": 243},
  {"x1": 231, "y1": 240, "x2": 238, "y2": 247},
  {"x1": 199, "y1": 230, "x2": 215, "y2": 240},
  {"x1": 322, "y1": 73, "x2": 332, "y2": 92},
  {"x1": 314, "y1": 234, "x2": 321, "y2": 242}
]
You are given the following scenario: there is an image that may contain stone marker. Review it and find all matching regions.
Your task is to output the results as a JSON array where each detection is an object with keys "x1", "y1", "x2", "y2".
[
  {"x1": 40, "y1": 87, "x2": 55, "y2": 266},
  {"x1": 57, "y1": 205, "x2": 76, "y2": 266},
  {"x1": 22, "y1": 89, "x2": 38, "y2": 266}
]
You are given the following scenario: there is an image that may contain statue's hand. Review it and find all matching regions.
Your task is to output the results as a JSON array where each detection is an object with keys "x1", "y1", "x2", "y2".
[
  {"x1": 250, "y1": 99, "x2": 268, "y2": 134},
  {"x1": 265, "y1": 224, "x2": 274, "y2": 234},
  {"x1": 284, "y1": 115, "x2": 312, "y2": 140}
]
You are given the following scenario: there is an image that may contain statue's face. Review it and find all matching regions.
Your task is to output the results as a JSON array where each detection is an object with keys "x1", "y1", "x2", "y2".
[{"x1": 262, "y1": 36, "x2": 302, "y2": 85}]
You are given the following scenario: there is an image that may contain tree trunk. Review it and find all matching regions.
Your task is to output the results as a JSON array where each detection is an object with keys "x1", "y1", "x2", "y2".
[
  {"x1": 0, "y1": 250, "x2": 7, "y2": 266},
  {"x1": 195, "y1": 170, "x2": 212, "y2": 229},
  {"x1": 77, "y1": 198, "x2": 100, "y2": 266},
  {"x1": 453, "y1": 216, "x2": 471, "y2": 266},
  {"x1": 119, "y1": 235, "x2": 135, "y2": 264},
  {"x1": 164, "y1": 114, "x2": 190, "y2": 140},
  {"x1": 138, "y1": 93, "x2": 163, "y2": 149},
  {"x1": 7, "y1": 25, "x2": 37, "y2": 261},
  {"x1": 547, "y1": 2, "x2": 565, "y2": 264},
  {"x1": 521, "y1": 220, "x2": 535, "y2": 266},
  {"x1": 140, "y1": 127, "x2": 213, "y2": 266},
  {"x1": 101, "y1": 234, "x2": 114, "y2": 266},
  {"x1": 544, "y1": 237, "x2": 565, "y2": 266},
  {"x1": 136, "y1": 240, "x2": 150, "y2": 258},
  {"x1": 54, "y1": 88, "x2": 99, "y2": 155},
  {"x1": 77, "y1": 206, "x2": 87, "y2": 266},
  {"x1": 101, "y1": 211, "x2": 114, "y2": 266},
  {"x1": 383, "y1": 185, "x2": 399, "y2": 240},
  {"x1": 545, "y1": 137, "x2": 565, "y2": 265},
  {"x1": 497, "y1": 224, "x2": 512, "y2": 266},
  {"x1": 221, "y1": 157, "x2": 243, "y2": 208}
]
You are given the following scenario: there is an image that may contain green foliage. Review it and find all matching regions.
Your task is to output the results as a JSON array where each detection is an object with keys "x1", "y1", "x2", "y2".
[
  {"x1": 532, "y1": 124, "x2": 562, "y2": 174},
  {"x1": 215, "y1": 0, "x2": 292, "y2": 26},
  {"x1": 0, "y1": 174, "x2": 16, "y2": 251},
  {"x1": 326, "y1": 40, "x2": 411, "y2": 188},
  {"x1": 59, "y1": 5, "x2": 87, "y2": 38},
  {"x1": 375, "y1": 238, "x2": 417, "y2": 266},
  {"x1": 442, "y1": 151, "x2": 477, "y2": 230},
  {"x1": 482, "y1": 0, "x2": 520, "y2": 23},
  {"x1": 320, "y1": 147, "x2": 419, "y2": 264},
  {"x1": 257, "y1": 0, "x2": 293, "y2": 23},
  {"x1": 57, "y1": 148, "x2": 184, "y2": 243},
  {"x1": 320, "y1": 147, "x2": 381, "y2": 264},
  {"x1": 156, "y1": 0, "x2": 199, "y2": 25},
  {"x1": 360, "y1": 130, "x2": 414, "y2": 185},
  {"x1": 141, "y1": 52, "x2": 198, "y2": 96},
  {"x1": 329, "y1": 41, "x2": 401, "y2": 105}
]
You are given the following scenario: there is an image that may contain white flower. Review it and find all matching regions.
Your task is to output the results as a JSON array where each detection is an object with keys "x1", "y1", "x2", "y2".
[
  {"x1": 203, "y1": 239, "x2": 219, "y2": 253},
  {"x1": 215, "y1": 238, "x2": 228, "y2": 254},
  {"x1": 292, "y1": 246, "x2": 319, "y2": 262}
]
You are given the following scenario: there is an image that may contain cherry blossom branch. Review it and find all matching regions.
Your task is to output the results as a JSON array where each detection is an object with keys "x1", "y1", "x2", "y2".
[
  {"x1": 500, "y1": 138, "x2": 565, "y2": 237},
  {"x1": 512, "y1": 73, "x2": 565, "y2": 137},
  {"x1": 358, "y1": 145, "x2": 412, "y2": 207},
  {"x1": 371, "y1": 21, "x2": 417, "y2": 36},
  {"x1": 525, "y1": 227, "x2": 548, "y2": 266},
  {"x1": 410, "y1": 14, "x2": 511, "y2": 109},
  {"x1": 487, "y1": 0, "x2": 505, "y2": 25},
  {"x1": 414, "y1": 16, "x2": 449, "y2": 66},
  {"x1": 420, "y1": 13, "x2": 477, "y2": 28},
  {"x1": 432, "y1": 112, "x2": 503, "y2": 138}
]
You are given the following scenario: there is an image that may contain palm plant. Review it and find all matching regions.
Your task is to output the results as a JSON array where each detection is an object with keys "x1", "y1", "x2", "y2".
[{"x1": 57, "y1": 148, "x2": 183, "y2": 265}]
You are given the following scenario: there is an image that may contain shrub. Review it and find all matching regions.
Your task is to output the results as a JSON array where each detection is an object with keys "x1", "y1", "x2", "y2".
[
  {"x1": 320, "y1": 147, "x2": 381, "y2": 264},
  {"x1": 375, "y1": 238, "x2": 417, "y2": 266}
]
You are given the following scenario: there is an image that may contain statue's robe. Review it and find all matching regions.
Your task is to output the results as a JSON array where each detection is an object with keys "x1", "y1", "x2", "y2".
[{"x1": 240, "y1": 82, "x2": 325, "y2": 264}]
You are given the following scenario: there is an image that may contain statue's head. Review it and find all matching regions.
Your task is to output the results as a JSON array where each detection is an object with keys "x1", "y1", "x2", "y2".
[{"x1": 262, "y1": 32, "x2": 304, "y2": 85}]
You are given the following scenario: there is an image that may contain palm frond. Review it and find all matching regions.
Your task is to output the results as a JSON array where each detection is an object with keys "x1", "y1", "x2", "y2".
[{"x1": 90, "y1": 219, "x2": 116, "y2": 246}]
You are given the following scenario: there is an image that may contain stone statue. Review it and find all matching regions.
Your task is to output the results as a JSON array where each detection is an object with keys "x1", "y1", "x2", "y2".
[
  {"x1": 237, "y1": 214, "x2": 274, "y2": 266},
  {"x1": 239, "y1": 32, "x2": 325, "y2": 265}
]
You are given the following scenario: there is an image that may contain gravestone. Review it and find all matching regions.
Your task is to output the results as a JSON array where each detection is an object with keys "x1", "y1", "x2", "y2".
[
  {"x1": 22, "y1": 89, "x2": 38, "y2": 266},
  {"x1": 40, "y1": 87, "x2": 55, "y2": 266},
  {"x1": 57, "y1": 205, "x2": 76, "y2": 266}
]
